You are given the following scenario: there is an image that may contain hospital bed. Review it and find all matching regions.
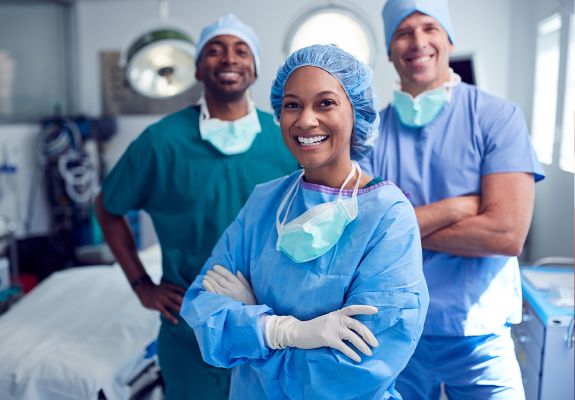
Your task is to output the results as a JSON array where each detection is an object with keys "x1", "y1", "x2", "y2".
[{"x1": 0, "y1": 244, "x2": 164, "y2": 400}]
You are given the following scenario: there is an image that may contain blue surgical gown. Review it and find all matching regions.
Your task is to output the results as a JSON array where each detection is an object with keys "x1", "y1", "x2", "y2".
[
  {"x1": 360, "y1": 82, "x2": 544, "y2": 336},
  {"x1": 181, "y1": 172, "x2": 428, "y2": 399}
]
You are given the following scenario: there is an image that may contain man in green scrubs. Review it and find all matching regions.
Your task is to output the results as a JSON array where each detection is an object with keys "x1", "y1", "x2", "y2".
[{"x1": 95, "y1": 14, "x2": 296, "y2": 399}]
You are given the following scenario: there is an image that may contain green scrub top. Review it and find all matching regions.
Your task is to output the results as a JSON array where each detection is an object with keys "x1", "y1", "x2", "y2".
[
  {"x1": 103, "y1": 105, "x2": 296, "y2": 312},
  {"x1": 102, "y1": 106, "x2": 297, "y2": 399}
]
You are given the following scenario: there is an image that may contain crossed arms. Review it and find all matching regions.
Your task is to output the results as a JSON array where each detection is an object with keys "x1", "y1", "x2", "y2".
[{"x1": 416, "y1": 172, "x2": 535, "y2": 257}]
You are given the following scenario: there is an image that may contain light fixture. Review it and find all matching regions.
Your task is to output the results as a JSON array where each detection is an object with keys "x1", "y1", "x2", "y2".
[{"x1": 123, "y1": 0, "x2": 196, "y2": 99}]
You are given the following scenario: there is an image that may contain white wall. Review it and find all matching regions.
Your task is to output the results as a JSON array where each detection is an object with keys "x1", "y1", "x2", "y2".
[{"x1": 449, "y1": 0, "x2": 512, "y2": 98}]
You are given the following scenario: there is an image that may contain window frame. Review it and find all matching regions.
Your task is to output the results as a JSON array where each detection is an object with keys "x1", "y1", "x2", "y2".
[
  {"x1": 559, "y1": 13, "x2": 574, "y2": 173},
  {"x1": 530, "y1": 13, "x2": 562, "y2": 166},
  {"x1": 283, "y1": 3, "x2": 379, "y2": 68}
]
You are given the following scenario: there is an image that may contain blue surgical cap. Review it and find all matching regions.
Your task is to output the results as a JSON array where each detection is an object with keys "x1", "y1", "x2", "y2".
[
  {"x1": 270, "y1": 44, "x2": 379, "y2": 160},
  {"x1": 195, "y1": 13, "x2": 261, "y2": 75},
  {"x1": 382, "y1": 0, "x2": 455, "y2": 54}
]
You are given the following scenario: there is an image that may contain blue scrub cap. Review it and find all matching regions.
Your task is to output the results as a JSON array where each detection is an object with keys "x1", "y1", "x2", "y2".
[
  {"x1": 195, "y1": 13, "x2": 261, "y2": 75},
  {"x1": 270, "y1": 44, "x2": 379, "y2": 161},
  {"x1": 382, "y1": 0, "x2": 455, "y2": 54}
]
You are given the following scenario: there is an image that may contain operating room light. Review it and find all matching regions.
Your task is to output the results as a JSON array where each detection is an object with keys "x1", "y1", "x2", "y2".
[
  {"x1": 125, "y1": 30, "x2": 196, "y2": 98},
  {"x1": 123, "y1": 0, "x2": 196, "y2": 99}
]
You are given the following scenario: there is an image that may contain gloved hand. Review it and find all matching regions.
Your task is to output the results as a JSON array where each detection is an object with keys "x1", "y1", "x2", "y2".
[
  {"x1": 202, "y1": 264, "x2": 257, "y2": 306},
  {"x1": 264, "y1": 305, "x2": 379, "y2": 362}
]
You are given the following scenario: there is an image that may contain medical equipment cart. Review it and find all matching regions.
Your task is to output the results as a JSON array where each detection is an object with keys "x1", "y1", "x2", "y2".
[{"x1": 512, "y1": 266, "x2": 574, "y2": 400}]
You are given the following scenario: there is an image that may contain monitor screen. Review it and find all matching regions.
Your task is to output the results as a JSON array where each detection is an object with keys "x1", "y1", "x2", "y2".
[{"x1": 449, "y1": 55, "x2": 476, "y2": 85}]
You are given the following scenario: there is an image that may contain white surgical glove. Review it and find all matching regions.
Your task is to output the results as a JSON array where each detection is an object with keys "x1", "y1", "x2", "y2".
[
  {"x1": 264, "y1": 305, "x2": 379, "y2": 362},
  {"x1": 202, "y1": 264, "x2": 257, "y2": 306}
]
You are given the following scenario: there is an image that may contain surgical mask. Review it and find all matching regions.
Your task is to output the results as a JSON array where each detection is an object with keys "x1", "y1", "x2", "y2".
[
  {"x1": 198, "y1": 95, "x2": 262, "y2": 155},
  {"x1": 391, "y1": 71, "x2": 461, "y2": 128},
  {"x1": 276, "y1": 161, "x2": 361, "y2": 263}
]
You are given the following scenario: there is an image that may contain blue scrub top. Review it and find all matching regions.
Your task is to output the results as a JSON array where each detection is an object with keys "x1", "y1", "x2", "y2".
[
  {"x1": 181, "y1": 172, "x2": 428, "y2": 400},
  {"x1": 360, "y1": 82, "x2": 544, "y2": 336}
]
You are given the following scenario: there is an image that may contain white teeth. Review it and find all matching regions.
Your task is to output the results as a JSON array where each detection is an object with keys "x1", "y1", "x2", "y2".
[
  {"x1": 219, "y1": 72, "x2": 239, "y2": 79},
  {"x1": 297, "y1": 135, "x2": 327, "y2": 146},
  {"x1": 411, "y1": 56, "x2": 431, "y2": 64}
]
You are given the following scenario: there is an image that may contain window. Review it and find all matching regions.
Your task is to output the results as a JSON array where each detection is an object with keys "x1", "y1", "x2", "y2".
[
  {"x1": 0, "y1": 3, "x2": 70, "y2": 122},
  {"x1": 560, "y1": 15, "x2": 574, "y2": 173},
  {"x1": 285, "y1": 5, "x2": 376, "y2": 66},
  {"x1": 531, "y1": 14, "x2": 562, "y2": 165}
]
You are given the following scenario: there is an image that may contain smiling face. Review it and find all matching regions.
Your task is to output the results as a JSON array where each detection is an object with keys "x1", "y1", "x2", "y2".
[
  {"x1": 389, "y1": 12, "x2": 453, "y2": 96},
  {"x1": 195, "y1": 35, "x2": 256, "y2": 102},
  {"x1": 280, "y1": 66, "x2": 354, "y2": 183}
]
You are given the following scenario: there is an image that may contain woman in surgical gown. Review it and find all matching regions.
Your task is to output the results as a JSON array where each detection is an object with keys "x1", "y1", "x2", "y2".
[{"x1": 180, "y1": 44, "x2": 429, "y2": 400}]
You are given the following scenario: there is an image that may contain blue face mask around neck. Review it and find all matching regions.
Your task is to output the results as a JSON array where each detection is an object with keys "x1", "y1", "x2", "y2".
[
  {"x1": 276, "y1": 161, "x2": 361, "y2": 263},
  {"x1": 391, "y1": 86, "x2": 449, "y2": 128},
  {"x1": 198, "y1": 97, "x2": 262, "y2": 155}
]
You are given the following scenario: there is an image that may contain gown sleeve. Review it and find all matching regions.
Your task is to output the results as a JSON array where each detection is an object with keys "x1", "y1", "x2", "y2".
[
  {"x1": 181, "y1": 195, "x2": 428, "y2": 399},
  {"x1": 180, "y1": 204, "x2": 275, "y2": 367}
]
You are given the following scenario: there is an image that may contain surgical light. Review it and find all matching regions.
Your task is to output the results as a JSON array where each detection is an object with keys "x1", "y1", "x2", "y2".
[{"x1": 123, "y1": 0, "x2": 196, "y2": 98}]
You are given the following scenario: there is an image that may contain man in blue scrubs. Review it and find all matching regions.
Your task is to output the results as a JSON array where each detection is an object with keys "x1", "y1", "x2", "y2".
[
  {"x1": 95, "y1": 14, "x2": 296, "y2": 400},
  {"x1": 361, "y1": 0, "x2": 545, "y2": 398}
]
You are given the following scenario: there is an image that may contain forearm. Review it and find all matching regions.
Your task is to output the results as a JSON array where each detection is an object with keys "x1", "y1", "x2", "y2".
[
  {"x1": 415, "y1": 195, "x2": 480, "y2": 238},
  {"x1": 422, "y1": 212, "x2": 527, "y2": 257},
  {"x1": 422, "y1": 173, "x2": 535, "y2": 257},
  {"x1": 181, "y1": 284, "x2": 273, "y2": 367},
  {"x1": 94, "y1": 193, "x2": 146, "y2": 282},
  {"x1": 277, "y1": 302, "x2": 423, "y2": 399}
]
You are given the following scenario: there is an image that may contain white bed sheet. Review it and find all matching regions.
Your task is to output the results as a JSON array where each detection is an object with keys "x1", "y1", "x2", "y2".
[{"x1": 0, "y1": 244, "x2": 163, "y2": 400}]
